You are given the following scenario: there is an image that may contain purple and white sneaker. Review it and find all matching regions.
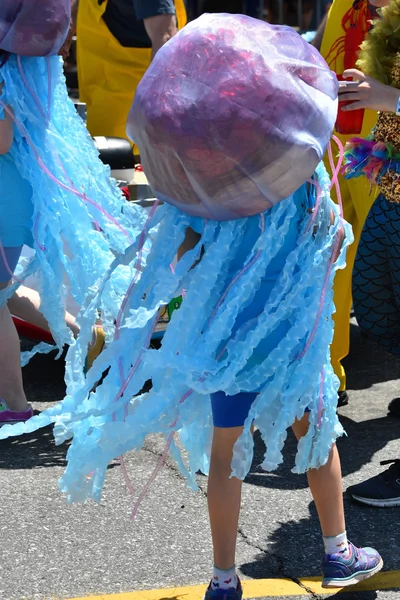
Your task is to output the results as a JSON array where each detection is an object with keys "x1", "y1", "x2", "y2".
[
  {"x1": 0, "y1": 398, "x2": 33, "y2": 426},
  {"x1": 322, "y1": 541, "x2": 383, "y2": 588},
  {"x1": 204, "y1": 579, "x2": 243, "y2": 600}
]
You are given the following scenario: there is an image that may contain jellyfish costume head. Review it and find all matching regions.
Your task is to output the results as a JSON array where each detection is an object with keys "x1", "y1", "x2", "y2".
[
  {"x1": 127, "y1": 13, "x2": 339, "y2": 220},
  {"x1": 0, "y1": 0, "x2": 70, "y2": 56},
  {"x1": 0, "y1": 15, "x2": 351, "y2": 513}
]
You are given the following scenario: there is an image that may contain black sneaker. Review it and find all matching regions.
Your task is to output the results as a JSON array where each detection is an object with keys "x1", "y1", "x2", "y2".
[
  {"x1": 388, "y1": 397, "x2": 400, "y2": 417},
  {"x1": 347, "y1": 460, "x2": 400, "y2": 507},
  {"x1": 337, "y1": 390, "x2": 349, "y2": 408}
]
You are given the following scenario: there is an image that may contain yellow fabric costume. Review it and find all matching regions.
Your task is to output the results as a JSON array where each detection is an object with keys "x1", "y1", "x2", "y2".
[
  {"x1": 320, "y1": 0, "x2": 379, "y2": 390},
  {"x1": 77, "y1": 0, "x2": 187, "y2": 140}
]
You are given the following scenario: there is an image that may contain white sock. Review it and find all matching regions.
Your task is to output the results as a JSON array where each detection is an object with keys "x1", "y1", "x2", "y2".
[
  {"x1": 212, "y1": 565, "x2": 237, "y2": 590},
  {"x1": 323, "y1": 531, "x2": 349, "y2": 555}
]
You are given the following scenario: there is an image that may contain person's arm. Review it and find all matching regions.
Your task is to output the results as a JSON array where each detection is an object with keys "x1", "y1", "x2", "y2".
[
  {"x1": 59, "y1": 0, "x2": 79, "y2": 60},
  {"x1": 134, "y1": 1, "x2": 177, "y2": 59},
  {"x1": 144, "y1": 14, "x2": 177, "y2": 59},
  {"x1": 310, "y1": 13, "x2": 328, "y2": 50},
  {"x1": 338, "y1": 68, "x2": 400, "y2": 113},
  {"x1": 71, "y1": 0, "x2": 79, "y2": 21}
]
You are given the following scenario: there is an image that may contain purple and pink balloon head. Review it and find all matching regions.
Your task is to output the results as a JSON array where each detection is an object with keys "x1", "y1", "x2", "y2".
[
  {"x1": 127, "y1": 14, "x2": 338, "y2": 221},
  {"x1": 0, "y1": 0, "x2": 70, "y2": 57}
]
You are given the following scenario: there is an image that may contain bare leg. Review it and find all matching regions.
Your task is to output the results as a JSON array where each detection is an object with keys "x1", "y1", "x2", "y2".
[
  {"x1": 208, "y1": 426, "x2": 243, "y2": 569},
  {"x1": 0, "y1": 281, "x2": 29, "y2": 412},
  {"x1": 292, "y1": 413, "x2": 345, "y2": 537},
  {"x1": 9, "y1": 285, "x2": 104, "y2": 372},
  {"x1": 9, "y1": 285, "x2": 79, "y2": 338}
]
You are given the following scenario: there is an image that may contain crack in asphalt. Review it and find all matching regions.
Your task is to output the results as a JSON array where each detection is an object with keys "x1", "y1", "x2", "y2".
[
  {"x1": 141, "y1": 441, "x2": 188, "y2": 482},
  {"x1": 237, "y1": 526, "x2": 321, "y2": 598},
  {"x1": 292, "y1": 577, "x2": 322, "y2": 599},
  {"x1": 237, "y1": 526, "x2": 285, "y2": 577}
]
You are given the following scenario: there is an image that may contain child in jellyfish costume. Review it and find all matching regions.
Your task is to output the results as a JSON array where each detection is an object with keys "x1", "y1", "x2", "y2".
[
  {"x1": 0, "y1": 0, "x2": 146, "y2": 425},
  {"x1": 0, "y1": 13, "x2": 383, "y2": 590}
]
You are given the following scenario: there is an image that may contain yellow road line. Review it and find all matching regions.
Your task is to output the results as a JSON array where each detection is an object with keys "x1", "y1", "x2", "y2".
[{"x1": 67, "y1": 570, "x2": 400, "y2": 600}]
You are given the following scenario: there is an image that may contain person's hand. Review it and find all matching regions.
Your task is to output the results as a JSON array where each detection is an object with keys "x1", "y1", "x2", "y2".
[
  {"x1": 330, "y1": 211, "x2": 345, "y2": 263},
  {"x1": 59, "y1": 24, "x2": 75, "y2": 60},
  {"x1": 338, "y1": 68, "x2": 400, "y2": 113}
]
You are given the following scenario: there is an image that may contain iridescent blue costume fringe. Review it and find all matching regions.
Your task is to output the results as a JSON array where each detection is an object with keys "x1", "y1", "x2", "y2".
[
  {"x1": 0, "y1": 54, "x2": 147, "y2": 360},
  {"x1": 0, "y1": 161, "x2": 352, "y2": 506}
]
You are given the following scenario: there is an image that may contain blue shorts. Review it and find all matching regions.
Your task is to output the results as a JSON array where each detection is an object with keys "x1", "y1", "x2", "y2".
[
  {"x1": 211, "y1": 391, "x2": 311, "y2": 428},
  {"x1": 0, "y1": 154, "x2": 34, "y2": 249},
  {"x1": 211, "y1": 391, "x2": 258, "y2": 427}
]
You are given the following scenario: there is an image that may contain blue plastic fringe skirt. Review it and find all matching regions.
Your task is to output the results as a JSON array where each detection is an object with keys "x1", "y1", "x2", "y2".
[
  {"x1": 0, "y1": 156, "x2": 352, "y2": 504},
  {"x1": 0, "y1": 55, "x2": 146, "y2": 364}
]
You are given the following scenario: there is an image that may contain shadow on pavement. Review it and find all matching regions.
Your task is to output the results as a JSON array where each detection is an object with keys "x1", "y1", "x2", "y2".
[
  {"x1": 22, "y1": 346, "x2": 66, "y2": 404},
  {"x1": 240, "y1": 495, "x2": 400, "y2": 580},
  {"x1": 0, "y1": 346, "x2": 70, "y2": 470},
  {"x1": 0, "y1": 424, "x2": 69, "y2": 469},
  {"x1": 0, "y1": 421, "x2": 121, "y2": 471},
  {"x1": 245, "y1": 411, "x2": 399, "y2": 491}
]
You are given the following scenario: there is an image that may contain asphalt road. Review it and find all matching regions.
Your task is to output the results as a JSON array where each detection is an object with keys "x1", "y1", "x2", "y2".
[{"x1": 0, "y1": 319, "x2": 399, "y2": 600}]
